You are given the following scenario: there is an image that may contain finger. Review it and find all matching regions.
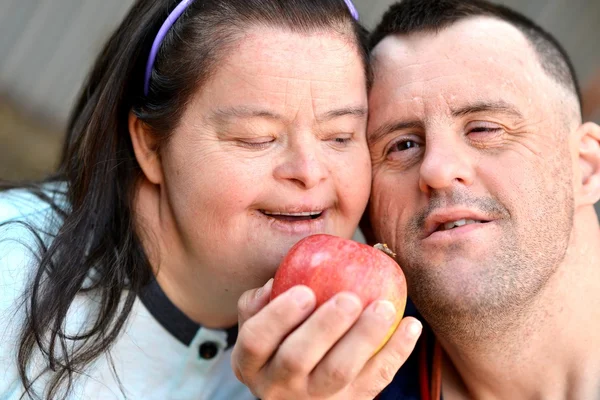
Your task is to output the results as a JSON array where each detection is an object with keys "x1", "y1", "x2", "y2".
[
  {"x1": 269, "y1": 292, "x2": 363, "y2": 385},
  {"x1": 307, "y1": 299, "x2": 398, "y2": 396},
  {"x1": 232, "y1": 285, "x2": 316, "y2": 384},
  {"x1": 351, "y1": 317, "x2": 422, "y2": 398},
  {"x1": 237, "y1": 278, "x2": 274, "y2": 328}
]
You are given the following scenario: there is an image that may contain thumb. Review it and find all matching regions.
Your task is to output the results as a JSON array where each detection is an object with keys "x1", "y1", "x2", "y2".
[{"x1": 237, "y1": 278, "x2": 273, "y2": 328}]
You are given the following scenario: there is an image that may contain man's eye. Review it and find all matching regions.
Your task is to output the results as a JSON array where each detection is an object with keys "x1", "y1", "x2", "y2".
[
  {"x1": 466, "y1": 124, "x2": 505, "y2": 146},
  {"x1": 466, "y1": 120, "x2": 504, "y2": 136},
  {"x1": 469, "y1": 127, "x2": 502, "y2": 133},
  {"x1": 388, "y1": 139, "x2": 421, "y2": 153}
]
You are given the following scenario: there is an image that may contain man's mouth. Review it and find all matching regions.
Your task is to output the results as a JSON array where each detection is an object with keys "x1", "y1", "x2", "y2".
[
  {"x1": 260, "y1": 210, "x2": 324, "y2": 221},
  {"x1": 435, "y1": 219, "x2": 486, "y2": 232}
]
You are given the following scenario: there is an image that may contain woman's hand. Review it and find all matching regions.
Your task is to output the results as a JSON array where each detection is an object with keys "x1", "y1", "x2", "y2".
[{"x1": 231, "y1": 279, "x2": 422, "y2": 400}]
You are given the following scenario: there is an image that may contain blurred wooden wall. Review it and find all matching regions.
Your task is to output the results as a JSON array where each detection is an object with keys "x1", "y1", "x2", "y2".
[
  {"x1": 1, "y1": 0, "x2": 598, "y2": 130},
  {"x1": 0, "y1": 0, "x2": 135, "y2": 124}
]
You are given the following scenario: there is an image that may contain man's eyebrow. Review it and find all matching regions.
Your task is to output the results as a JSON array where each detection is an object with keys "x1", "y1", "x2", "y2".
[
  {"x1": 368, "y1": 101, "x2": 523, "y2": 145},
  {"x1": 316, "y1": 106, "x2": 368, "y2": 122},
  {"x1": 368, "y1": 120, "x2": 423, "y2": 145},
  {"x1": 451, "y1": 101, "x2": 524, "y2": 119}
]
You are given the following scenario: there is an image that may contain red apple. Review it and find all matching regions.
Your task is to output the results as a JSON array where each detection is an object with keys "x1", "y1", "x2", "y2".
[{"x1": 270, "y1": 234, "x2": 407, "y2": 351}]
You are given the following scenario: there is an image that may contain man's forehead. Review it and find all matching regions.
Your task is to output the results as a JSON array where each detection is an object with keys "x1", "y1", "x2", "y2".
[
  {"x1": 371, "y1": 16, "x2": 536, "y2": 74},
  {"x1": 368, "y1": 17, "x2": 547, "y2": 117}
]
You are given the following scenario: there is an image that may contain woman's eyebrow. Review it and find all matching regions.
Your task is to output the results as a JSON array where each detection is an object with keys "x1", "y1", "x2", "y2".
[
  {"x1": 210, "y1": 106, "x2": 284, "y2": 123},
  {"x1": 316, "y1": 106, "x2": 368, "y2": 122},
  {"x1": 209, "y1": 105, "x2": 367, "y2": 124}
]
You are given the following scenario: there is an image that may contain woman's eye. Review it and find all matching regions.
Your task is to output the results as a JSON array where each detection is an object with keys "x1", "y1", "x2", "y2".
[
  {"x1": 237, "y1": 138, "x2": 274, "y2": 149},
  {"x1": 333, "y1": 137, "x2": 351, "y2": 145},
  {"x1": 388, "y1": 139, "x2": 421, "y2": 153},
  {"x1": 328, "y1": 135, "x2": 353, "y2": 148}
]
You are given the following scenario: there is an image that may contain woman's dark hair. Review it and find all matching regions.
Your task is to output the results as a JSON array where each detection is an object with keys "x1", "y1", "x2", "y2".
[{"x1": 0, "y1": 0, "x2": 370, "y2": 398}]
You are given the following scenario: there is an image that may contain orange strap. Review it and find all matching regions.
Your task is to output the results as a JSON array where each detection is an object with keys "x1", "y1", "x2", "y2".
[
  {"x1": 431, "y1": 339, "x2": 443, "y2": 400},
  {"x1": 419, "y1": 329, "x2": 443, "y2": 400}
]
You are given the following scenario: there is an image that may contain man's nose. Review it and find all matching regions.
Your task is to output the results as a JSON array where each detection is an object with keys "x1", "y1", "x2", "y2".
[
  {"x1": 418, "y1": 134, "x2": 475, "y2": 194},
  {"x1": 274, "y1": 137, "x2": 328, "y2": 190}
]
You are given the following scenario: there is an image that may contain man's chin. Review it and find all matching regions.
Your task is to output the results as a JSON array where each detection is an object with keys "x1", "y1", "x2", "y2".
[{"x1": 406, "y1": 259, "x2": 507, "y2": 309}]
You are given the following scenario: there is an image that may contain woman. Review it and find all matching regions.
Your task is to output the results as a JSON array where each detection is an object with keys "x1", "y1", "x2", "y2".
[{"x1": 0, "y1": 0, "x2": 420, "y2": 399}]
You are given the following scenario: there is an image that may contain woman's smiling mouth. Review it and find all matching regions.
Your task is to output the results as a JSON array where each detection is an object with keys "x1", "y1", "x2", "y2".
[
  {"x1": 258, "y1": 208, "x2": 329, "y2": 235},
  {"x1": 260, "y1": 210, "x2": 324, "y2": 221}
]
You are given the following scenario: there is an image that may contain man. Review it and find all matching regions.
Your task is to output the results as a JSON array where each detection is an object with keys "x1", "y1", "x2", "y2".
[{"x1": 366, "y1": 0, "x2": 600, "y2": 399}]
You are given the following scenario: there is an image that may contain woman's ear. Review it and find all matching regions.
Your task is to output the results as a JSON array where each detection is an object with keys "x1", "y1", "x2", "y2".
[
  {"x1": 129, "y1": 112, "x2": 163, "y2": 185},
  {"x1": 575, "y1": 122, "x2": 600, "y2": 207}
]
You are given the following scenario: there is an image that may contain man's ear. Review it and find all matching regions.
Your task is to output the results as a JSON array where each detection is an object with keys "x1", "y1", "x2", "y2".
[
  {"x1": 575, "y1": 122, "x2": 600, "y2": 207},
  {"x1": 129, "y1": 112, "x2": 163, "y2": 185}
]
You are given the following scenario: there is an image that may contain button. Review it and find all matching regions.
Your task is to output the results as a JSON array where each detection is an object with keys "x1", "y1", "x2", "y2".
[{"x1": 199, "y1": 341, "x2": 219, "y2": 360}]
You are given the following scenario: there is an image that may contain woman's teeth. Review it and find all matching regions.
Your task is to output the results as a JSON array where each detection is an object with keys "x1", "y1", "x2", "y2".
[
  {"x1": 263, "y1": 211, "x2": 322, "y2": 217},
  {"x1": 262, "y1": 210, "x2": 323, "y2": 221}
]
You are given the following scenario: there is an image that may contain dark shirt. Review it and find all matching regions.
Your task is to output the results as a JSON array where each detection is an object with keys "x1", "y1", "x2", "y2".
[{"x1": 378, "y1": 299, "x2": 438, "y2": 400}]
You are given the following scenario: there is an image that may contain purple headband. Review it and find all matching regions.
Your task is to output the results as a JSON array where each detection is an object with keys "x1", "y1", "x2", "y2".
[
  {"x1": 343, "y1": 0, "x2": 359, "y2": 21},
  {"x1": 144, "y1": 0, "x2": 359, "y2": 96}
]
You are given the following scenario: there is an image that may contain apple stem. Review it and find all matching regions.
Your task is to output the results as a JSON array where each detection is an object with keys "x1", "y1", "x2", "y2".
[{"x1": 374, "y1": 243, "x2": 397, "y2": 258}]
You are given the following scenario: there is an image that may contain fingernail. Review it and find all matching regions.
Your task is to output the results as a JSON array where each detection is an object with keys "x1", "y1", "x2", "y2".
[
  {"x1": 405, "y1": 320, "x2": 423, "y2": 339},
  {"x1": 372, "y1": 300, "x2": 397, "y2": 322},
  {"x1": 290, "y1": 286, "x2": 314, "y2": 309},
  {"x1": 334, "y1": 293, "x2": 361, "y2": 314},
  {"x1": 255, "y1": 278, "x2": 273, "y2": 299}
]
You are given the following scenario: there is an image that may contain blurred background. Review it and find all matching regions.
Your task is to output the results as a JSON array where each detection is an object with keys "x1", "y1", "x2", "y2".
[{"x1": 0, "y1": 0, "x2": 599, "y2": 215}]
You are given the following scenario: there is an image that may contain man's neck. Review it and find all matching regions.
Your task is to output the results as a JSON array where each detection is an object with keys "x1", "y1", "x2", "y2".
[{"x1": 439, "y1": 208, "x2": 600, "y2": 400}]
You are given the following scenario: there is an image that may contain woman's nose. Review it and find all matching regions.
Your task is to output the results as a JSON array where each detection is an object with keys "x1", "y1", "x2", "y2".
[{"x1": 274, "y1": 137, "x2": 328, "y2": 190}]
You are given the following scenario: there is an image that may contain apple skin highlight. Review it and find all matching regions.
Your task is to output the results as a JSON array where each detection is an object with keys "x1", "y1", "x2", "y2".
[{"x1": 270, "y1": 234, "x2": 407, "y2": 351}]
